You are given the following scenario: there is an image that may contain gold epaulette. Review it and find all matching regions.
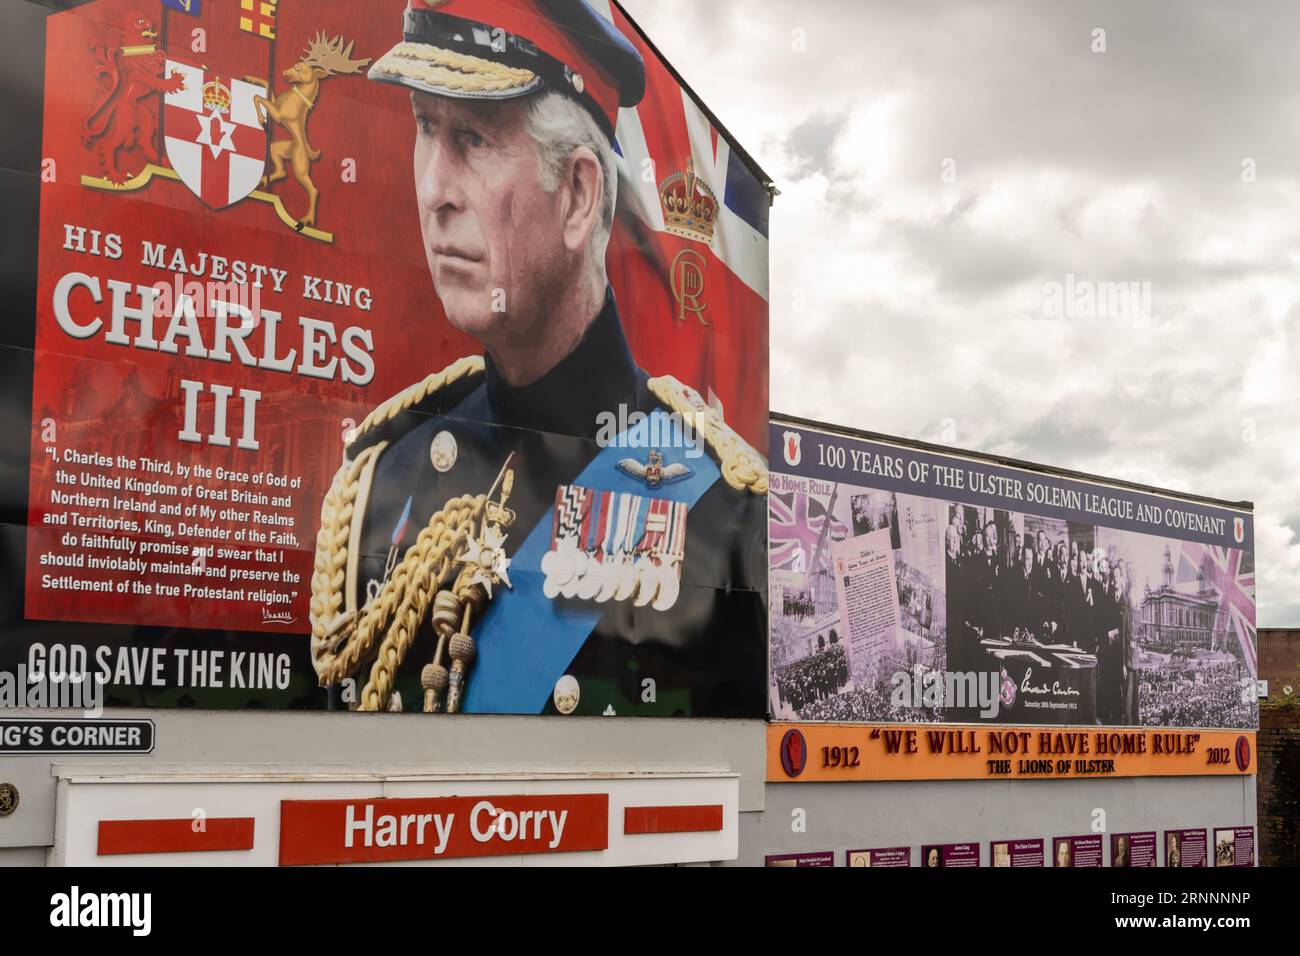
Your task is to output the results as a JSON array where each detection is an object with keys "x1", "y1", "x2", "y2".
[
  {"x1": 310, "y1": 356, "x2": 486, "y2": 689},
  {"x1": 347, "y1": 354, "x2": 485, "y2": 458},
  {"x1": 646, "y1": 374, "x2": 769, "y2": 495}
]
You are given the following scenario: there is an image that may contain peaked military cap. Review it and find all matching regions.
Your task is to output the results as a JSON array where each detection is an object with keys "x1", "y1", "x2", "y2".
[{"x1": 369, "y1": 0, "x2": 647, "y2": 140}]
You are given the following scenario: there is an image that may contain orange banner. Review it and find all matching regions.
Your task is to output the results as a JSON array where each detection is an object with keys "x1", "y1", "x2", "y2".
[{"x1": 768, "y1": 723, "x2": 1256, "y2": 783}]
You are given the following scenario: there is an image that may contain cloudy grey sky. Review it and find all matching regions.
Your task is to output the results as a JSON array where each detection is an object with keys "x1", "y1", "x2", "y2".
[{"x1": 623, "y1": 0, "x2": 1300, "y2": 626}]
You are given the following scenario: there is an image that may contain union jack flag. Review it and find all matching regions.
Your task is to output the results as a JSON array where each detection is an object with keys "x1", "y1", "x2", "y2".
[
  {"x1": 769, "y1": 490, "x2": 848, "y2": 573},
  {"x1": 586, "y1": 0, "x2": 772, "y2": 448},
  {"x1": 1176, "y1": 543, "x2": 1257, "y2": 676}
]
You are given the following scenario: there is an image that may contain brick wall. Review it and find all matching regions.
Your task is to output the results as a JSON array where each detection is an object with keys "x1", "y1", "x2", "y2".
[{"x1": 1258, "y1": 629, "x2": 1300, "y2": 866}]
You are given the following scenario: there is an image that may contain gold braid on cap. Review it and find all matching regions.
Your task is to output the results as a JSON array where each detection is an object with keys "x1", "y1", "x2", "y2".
[
  {"x1": 375, "y1": 41, "x2": 537, "y2": 94},
  {"x1": 309, "y1": 356, "x2": 489, "y2": 711},
  {"x1": 647, "y1": 374, "x2": 769, "y2": 495}
]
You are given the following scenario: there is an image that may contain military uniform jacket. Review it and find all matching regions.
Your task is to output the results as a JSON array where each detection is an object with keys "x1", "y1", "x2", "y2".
[{"x1": 313, "y1": 288, "x2": 768, "y2": 718}]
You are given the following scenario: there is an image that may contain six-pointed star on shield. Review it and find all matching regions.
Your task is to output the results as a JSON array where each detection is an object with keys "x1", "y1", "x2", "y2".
[{"x1": 163, "y1": 59, "x2": 267, "y2": 210}]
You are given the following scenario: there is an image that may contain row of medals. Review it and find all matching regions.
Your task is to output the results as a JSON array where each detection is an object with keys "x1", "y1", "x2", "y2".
[{"x1": 540, "y1": 539, "x2": 682, "y2": 611}]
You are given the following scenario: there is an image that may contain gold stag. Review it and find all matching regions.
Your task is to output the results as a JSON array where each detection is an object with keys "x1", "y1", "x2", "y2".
[{"x1": 251, "y1": 33, "x2": 369, "y2": 227}]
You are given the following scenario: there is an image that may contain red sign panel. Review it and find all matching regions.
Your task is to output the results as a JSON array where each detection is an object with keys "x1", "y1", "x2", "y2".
[
  {"x1": 99, "y1": 816, "x2": 255, "y2": 855},
  {"x1": 279, "y1": 794, "x2": 609, "y2": 865},
  {"x1": 623, "y1": 804, "x2": 723, "y2": 835}
]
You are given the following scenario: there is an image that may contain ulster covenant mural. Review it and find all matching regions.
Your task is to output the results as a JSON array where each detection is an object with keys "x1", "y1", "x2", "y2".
[{"x1": 769, "y1": 420, "x2": 1257, "y2": 731}]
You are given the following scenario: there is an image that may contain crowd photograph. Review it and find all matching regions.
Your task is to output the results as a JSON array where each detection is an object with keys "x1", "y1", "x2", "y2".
[
  {"x1": 944, "y1": 503, "x2": 1254, "y2": 728},
  {"x1": 770, "y1": 481, "x2": 1253, "y2": 729},
  {"x1": 1139, "y1": 663, "x2": 1255, "y2": 729},
  {"x1": 945, "y1": 505, "x2": 1136, "y2": 725},
  {"x1": 772, "y1": 642, "x2": 850, "y2": 715}
]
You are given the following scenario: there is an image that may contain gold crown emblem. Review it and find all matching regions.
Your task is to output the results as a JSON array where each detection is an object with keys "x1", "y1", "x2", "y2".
[
  {"x1": 202, "y1": 78, "x2": 232, "y2": 113},
  {"x1": 658, "y1": 157, "x2": 718, "y2": 245}
]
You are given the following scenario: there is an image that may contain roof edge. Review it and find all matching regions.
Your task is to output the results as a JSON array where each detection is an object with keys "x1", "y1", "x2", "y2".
[
  {"x1": 612, "y1": 0, "x2": 777, "y2": 199},
  {"x1": 771, "y1": 411, "x2": 1255, "y2": 514}
]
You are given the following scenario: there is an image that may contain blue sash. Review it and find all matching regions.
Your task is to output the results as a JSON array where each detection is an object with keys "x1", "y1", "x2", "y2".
[{"x1": 464, "y1": 410, "x2": 720, "y2": 713}]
